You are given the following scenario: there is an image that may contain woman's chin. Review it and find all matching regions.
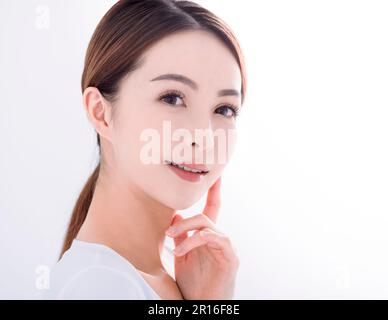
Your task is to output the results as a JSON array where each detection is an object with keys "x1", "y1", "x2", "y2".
[
  {"x1": 162, "y1": 192, "x2": 204, "y2": 211},
  {"x1": 168, "y1": 199, "x2": 198, "y2": 211}
]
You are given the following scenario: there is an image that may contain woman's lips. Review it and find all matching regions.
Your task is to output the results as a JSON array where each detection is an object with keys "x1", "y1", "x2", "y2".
[
  {"x1": 166, "y1": 161, "x2": 209, "y2": 182},
  {"x1": 177, "y1": 162, "x2": 209, "y2": 172}
]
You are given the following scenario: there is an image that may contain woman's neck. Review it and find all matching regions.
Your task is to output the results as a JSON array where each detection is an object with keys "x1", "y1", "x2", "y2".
[{"x1": 76, "y1": 169, "x2": 176, "y2": 276}]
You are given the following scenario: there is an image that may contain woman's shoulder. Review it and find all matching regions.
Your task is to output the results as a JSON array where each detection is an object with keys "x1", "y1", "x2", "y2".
[
  {"x1": 53, "y1": 264, "x2": 146, "y2": 300},
  {"x1": 41, "y1": 239, "x2": 161, "y2": 300}
]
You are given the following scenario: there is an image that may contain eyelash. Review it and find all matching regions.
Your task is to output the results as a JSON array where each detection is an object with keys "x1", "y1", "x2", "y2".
[{"x1": 158, "y1": 89, "x2": 240, "y2": 118}]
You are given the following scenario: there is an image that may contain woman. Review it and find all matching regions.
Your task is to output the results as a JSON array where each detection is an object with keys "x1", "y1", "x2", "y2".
[{"x1": 43, "y1": 0, "x2": 247, "y2": 300}]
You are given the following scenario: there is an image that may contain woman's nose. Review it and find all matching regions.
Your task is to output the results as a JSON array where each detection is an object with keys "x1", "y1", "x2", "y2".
[{"x1": 187, "y1": 117, "x2": 215, "y2": 153}]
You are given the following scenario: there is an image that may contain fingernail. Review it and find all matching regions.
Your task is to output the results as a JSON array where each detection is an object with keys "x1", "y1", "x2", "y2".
[{"x1": 166, "y1": 226, "x2": 176, "y2": 235}]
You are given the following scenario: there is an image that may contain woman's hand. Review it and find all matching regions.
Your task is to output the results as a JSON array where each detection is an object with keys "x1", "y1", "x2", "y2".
[{"x1": 165, "y1": 177, "x2": 240, "y2": 300}]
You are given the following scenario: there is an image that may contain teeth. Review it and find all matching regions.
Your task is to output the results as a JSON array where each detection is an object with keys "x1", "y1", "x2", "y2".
[
  {"x1": 177, "y1": 163, "x2": 203, "y2": 173},
  {"x1": 166, "y1": 160, "x2": 207, "y2": 174}
]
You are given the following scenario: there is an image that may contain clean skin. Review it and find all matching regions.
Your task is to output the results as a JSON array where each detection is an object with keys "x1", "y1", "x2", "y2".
[{"x1": 77, "y1": 29, "x2": 241, "y2": 299}]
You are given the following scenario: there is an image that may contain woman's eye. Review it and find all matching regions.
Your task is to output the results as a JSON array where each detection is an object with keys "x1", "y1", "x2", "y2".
[
  {"x1": 215, "y1": 105, "x2": 238, "y2": 118},
  {"x1": 159, "y1": 93, "x2": 185, "y2": 107},
  {"x1": 159, "y1": 92, "x2": 239, "y2": 118}
]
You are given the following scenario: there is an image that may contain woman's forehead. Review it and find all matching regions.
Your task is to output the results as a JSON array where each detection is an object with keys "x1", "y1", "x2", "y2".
[{"x1": 132, "y1": 30, "x2": 242, "y2": 91}]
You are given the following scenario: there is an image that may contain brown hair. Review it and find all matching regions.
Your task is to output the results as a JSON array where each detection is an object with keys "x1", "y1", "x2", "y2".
[{"x1": 58, "y1": 0, "x2": 247, "y2": 260}]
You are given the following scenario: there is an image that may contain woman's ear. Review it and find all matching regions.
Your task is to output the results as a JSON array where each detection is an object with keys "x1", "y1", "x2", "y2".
[{"x1": 82, "y1": 87, "x2": 114, "y2": 143}]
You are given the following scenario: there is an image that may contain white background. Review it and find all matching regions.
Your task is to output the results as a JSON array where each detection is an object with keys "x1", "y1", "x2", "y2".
[{"x1": 0, "y1": 0, "x2": 387, "y2": 299}]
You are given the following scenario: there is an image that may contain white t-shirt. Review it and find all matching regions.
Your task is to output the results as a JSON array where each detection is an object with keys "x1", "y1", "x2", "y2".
[{"x1": 41, "y1": 239, "x2": 166, "y2": 300}]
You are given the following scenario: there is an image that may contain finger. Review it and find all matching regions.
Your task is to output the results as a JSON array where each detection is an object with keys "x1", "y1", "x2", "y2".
[
  {"x1": 203, "y1": 176, "x2": 222, "y2": 223},
  {"x1": 173, "y1": 228, "x2": 237, "y2": 264},
  {"x1": 169, "y1": 214, "x2": 188, "y2": 247},
  {"x1": 165, "y1": 213, "x2": 217, "y2": 238},
  {"x1": 173, "y1": 229, "x2": 208, "y2": 257}
]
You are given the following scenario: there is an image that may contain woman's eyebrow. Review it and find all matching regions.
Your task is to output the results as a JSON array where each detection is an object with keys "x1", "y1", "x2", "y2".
[{"x1": 150, "y1": 73, "x2": 240, "y2": 98}]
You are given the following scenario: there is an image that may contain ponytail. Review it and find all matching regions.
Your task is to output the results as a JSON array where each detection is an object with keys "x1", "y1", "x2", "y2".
[{"x1": 58, "y1": 161, "x2": 100, "y2": 261}]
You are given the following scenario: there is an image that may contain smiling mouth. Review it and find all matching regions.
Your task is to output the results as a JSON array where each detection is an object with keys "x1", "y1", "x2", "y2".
[{"x1": 164, "y1": 160, "x2": 210, "y2": 174}]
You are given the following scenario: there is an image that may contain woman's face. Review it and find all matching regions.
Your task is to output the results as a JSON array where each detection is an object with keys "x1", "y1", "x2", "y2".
[{"x1": 105, "y1": 30, "x2": 242, "y2": 210}]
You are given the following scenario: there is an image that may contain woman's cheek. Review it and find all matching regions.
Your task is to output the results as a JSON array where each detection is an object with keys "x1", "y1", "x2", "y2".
[
  {"x1": 212, "y1": 124, "x2": 237, "y2": 166},
  {"x1": 112, "y1": 124, "x2": 145, "y2": 177}
]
